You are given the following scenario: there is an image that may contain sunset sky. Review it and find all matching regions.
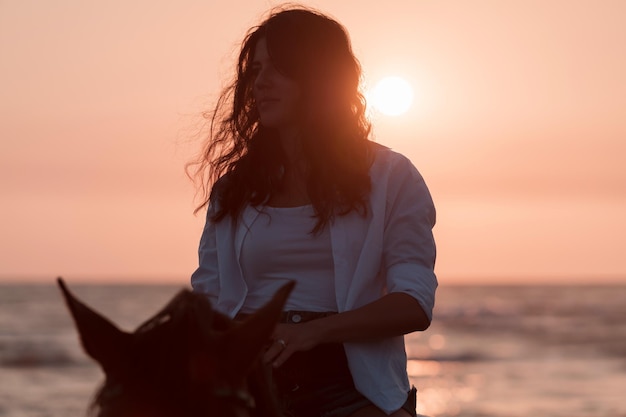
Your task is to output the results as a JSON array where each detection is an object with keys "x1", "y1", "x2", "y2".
[{"x1": 1, "y1": 0, "x2": 625, "y2": 284}]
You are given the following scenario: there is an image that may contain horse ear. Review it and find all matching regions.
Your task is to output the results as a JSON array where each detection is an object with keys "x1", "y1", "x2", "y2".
[
  {"x1": 224, "y1": 281, "x2": 294, "y2": 374},
  {"x1": 57, "y1": 277, "x2": 131, "y2": 373}
]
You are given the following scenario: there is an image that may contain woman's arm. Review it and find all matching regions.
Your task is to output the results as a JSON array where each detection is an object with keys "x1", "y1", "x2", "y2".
[
  {"x1": 265, "y1": 292, "x2": 429, "y2": 367},
  {"x1": 316, "y1": 291, "x2": 431, "y2": 341},
  {"x1": 190, "y1": 203, "x2": 220, "y2": 304}
]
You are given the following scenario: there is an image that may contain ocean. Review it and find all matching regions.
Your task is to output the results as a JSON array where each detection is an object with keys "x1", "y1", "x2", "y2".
[{"x1": 1, "y1": 283, "x2": 625, "y2": 417}]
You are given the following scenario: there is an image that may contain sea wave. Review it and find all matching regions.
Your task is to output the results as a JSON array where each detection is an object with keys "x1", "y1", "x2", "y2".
[
  {"x1": 409, "y1": 351, "x2": 491, "y2": 362},
  {"x1": 0, "y1": 340, "x2": 86, "y2": 368}
]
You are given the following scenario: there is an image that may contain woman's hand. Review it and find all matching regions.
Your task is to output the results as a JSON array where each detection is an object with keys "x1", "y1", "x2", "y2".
[{"x1": 263, "y1": 321, "x2": 325, "y2": 367}]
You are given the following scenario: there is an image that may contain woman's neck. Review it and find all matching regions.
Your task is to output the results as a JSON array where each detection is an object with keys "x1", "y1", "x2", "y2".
[
  {"x1": 268, "y1": 129, "x2": 310, "y2": 207},
  {"x1": 278, "y1": 127, "x2": 302, "y2": 163}
]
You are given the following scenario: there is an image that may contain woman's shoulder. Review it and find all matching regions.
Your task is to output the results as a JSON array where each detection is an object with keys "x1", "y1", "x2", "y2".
[
  {"x1": 368, "y1": 141, "x2": 418, "y2": 175},
  {"x1": 208, "y1": 172, "x2": 235, "y2": 206}
]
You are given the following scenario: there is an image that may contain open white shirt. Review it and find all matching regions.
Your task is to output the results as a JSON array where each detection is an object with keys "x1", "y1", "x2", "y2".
[{"x1": 191, "y1": 143, "x2": 437, "y2": 414}]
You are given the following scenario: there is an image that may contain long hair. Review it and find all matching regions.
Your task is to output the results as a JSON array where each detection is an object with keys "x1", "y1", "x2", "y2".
[{"x1": 187, "y1": 6, "x2": 372, "y2": 233}]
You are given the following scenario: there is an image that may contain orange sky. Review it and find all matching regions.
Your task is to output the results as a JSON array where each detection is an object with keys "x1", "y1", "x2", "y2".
[{"x1": 1, "y1": 0, "x2": 625, "y2": 284}]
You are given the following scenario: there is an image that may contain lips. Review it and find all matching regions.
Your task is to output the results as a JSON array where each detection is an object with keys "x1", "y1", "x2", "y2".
[
  {"x1": 257, "y1": 97, "x2": 279, "y2": 105},
  {"x1": 257, "y1": 98, "x2": 279, "y2": 113}
]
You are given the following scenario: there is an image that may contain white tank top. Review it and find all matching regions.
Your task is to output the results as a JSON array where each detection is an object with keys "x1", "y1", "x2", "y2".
[{"x1": 239, "y1": 205, "x2": 337, "y2": 314}]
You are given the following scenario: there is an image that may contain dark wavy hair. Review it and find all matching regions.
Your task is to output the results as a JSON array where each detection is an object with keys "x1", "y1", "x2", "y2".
[{"x1": 187, "y1": 6, "x2": 372, "y2": 233}]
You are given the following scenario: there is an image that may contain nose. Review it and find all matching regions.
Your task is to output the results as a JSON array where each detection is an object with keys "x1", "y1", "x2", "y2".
[{"x1": 254, "y1": 66, "x2": 272, "y2": 90}]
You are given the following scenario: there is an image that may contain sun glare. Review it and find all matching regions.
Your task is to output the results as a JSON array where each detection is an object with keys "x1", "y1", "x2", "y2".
[{"x1": 367, "y1": 76, "x2": 414, "y2": 116}]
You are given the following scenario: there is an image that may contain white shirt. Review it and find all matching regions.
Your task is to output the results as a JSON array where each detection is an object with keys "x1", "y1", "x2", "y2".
[
  {"x1": 191, "y1": 143, "x2": 437, "y2": 414},
  {"x1": 239, "y1": 204, "x2": 336, "y2": 313}
]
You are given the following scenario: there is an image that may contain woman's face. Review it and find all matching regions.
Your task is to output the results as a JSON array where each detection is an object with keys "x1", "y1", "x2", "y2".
[{"x1": 252, "y1": 38, "x2": 302, "y2": 136}]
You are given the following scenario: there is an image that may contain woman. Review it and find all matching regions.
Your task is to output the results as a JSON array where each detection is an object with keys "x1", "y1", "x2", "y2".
[{"x1": 189, "y1": 6, "x2": 437, "y2": 417}]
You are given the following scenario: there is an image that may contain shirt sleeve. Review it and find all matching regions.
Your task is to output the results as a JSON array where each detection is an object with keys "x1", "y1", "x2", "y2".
[
  {"x1": 190, "y1": 202, "x2": 220, "y2": 305},
  {"x1": 383, "y1": 155, "x2": 437, "y2": 321}
]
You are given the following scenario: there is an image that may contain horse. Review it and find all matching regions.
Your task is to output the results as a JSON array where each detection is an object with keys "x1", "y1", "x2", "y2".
[{"x1": 57, "y1": 277, "x2": 293, "y2": 417}]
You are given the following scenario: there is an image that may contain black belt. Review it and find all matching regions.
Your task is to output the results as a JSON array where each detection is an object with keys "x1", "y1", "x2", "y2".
[
  {"x1": 279, "y1": 310, "x2": 337, "y2": 324},
  {"x1": 235, "y1": 310, "x2": 337, "y2": 324}
]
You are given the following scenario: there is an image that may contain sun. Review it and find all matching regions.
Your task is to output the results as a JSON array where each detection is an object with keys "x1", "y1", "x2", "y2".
[{"x1": 367, "y1": 76, "x2": 414, "y2": 116}]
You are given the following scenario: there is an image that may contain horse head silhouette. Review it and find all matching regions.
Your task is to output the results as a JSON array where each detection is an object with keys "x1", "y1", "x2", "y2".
[{"x1": 58, "y1": 277, "x2": 292, "y2": 417}]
